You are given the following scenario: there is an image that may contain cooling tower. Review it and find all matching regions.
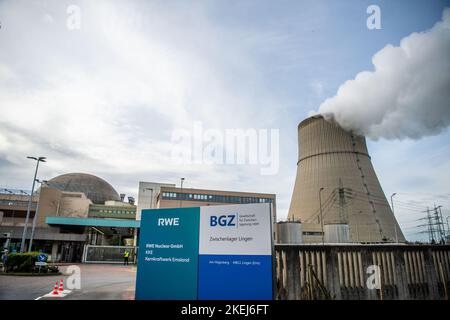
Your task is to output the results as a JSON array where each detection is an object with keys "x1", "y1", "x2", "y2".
[{"x1": 288, "y1": 115, "x2": 405, "y2": 243}]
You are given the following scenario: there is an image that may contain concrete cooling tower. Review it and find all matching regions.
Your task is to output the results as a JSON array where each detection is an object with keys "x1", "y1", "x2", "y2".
[{"x1": 288, "y1": 115, "x2": 405, "y2": 243}]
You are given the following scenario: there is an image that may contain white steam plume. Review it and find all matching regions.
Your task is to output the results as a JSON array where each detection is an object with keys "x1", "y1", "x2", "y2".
[{"x1": 318, "y1": 8, "x2": 450, "y2": 140}]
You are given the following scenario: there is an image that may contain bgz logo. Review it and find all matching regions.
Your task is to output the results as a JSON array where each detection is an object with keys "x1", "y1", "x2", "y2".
[{"x1": 210, "y1": 214, "x2": 236, "y2": 227}]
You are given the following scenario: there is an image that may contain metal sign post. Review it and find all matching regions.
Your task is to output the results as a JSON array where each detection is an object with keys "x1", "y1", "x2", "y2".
[{"x1": 35, "y1": 254, "x2": 47, "y2": 273}]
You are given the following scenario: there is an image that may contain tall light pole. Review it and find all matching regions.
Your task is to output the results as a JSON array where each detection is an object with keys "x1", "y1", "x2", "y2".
[
  {"x1": 390, "y1": 193, "x2": 398, "y2": 243},
  {"x1": 20, "y1": 156, "x2": 46, "y2": 252},
  {"x1": 179, "y1": 178, "x2": 185, "y2": 208},
  {"x1": 28, "y1": 179, "x2": 47, "y2": 252},
  {"x1": 319, "y1": 187, "x2": 324, "y2": 245}
]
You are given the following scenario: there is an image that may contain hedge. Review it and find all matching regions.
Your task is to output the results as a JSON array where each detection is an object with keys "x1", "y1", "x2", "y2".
[{"x1": 4, "y1": 252, "x2": 47, "y2": 273}]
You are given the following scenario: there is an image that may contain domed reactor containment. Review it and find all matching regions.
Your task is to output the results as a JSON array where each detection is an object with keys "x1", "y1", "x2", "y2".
[
  {"x1": 48, "y1": 173, "x2": 120, "y2": 204},
  {"x1": 288, "y1": 115, "x2": 405, "y2": 242}
]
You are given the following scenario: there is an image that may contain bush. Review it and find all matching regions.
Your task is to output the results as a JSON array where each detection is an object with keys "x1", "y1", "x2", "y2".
[{"x1": 5, "y1": 252, "x2": 46, "y2": 273}]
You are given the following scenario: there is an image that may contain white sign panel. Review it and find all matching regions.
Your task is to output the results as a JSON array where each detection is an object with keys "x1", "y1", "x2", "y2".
[{"x1": 199, "y1": 203, "x2": 272, "y2": 255}]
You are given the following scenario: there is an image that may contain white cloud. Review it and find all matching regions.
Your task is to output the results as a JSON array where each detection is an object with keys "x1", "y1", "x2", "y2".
[
  {"x1": 319, "y1": 8, "x2": 450, "y2": 140},
  {"x1": 0, "y1": 0, "x2": 284, "y2": 197}
]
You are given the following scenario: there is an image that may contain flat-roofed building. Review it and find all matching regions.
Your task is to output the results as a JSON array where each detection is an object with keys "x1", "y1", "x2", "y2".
[
  {"x1": 0, "y1": 173, "x2": 137, "y2": 262},
  {"x1": 158, "y1": 186, "x2": 275, "y2": 211},
  {"x1": 154, "y1": 185, "x2": 277, "y2": 240}
]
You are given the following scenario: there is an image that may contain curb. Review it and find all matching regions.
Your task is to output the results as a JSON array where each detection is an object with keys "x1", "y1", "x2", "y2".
[{"x1": 0, "y1": 272, "x2": 62, "y2": 277}]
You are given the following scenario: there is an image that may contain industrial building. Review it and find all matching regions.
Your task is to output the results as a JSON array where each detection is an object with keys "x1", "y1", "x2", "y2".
[
  {"x1": 288, "y1": 115, "x2": 405, "y2": 243},
  {"x1": 1, "y1": 175, "x2": 276, "y2": 262},
  {"x1": 0, "y1": 173, "x2": 137, "y2": 262},
  {"x1": 136, "y1": 182, "x2": 276, "y2": 214},
  {"x1": 135, "y1": 182, "x2": 277, "y2": 244}
]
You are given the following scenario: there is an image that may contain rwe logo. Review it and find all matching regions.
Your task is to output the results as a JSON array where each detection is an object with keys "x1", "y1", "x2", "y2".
[{"x1": 157, "y1": 217, "x2": 180, "y2": 226}]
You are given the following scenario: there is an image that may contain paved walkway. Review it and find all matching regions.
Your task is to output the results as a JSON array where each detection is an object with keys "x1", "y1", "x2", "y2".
[{"x1": 0, "y1": 264, "x2": 136, "y2": 300}]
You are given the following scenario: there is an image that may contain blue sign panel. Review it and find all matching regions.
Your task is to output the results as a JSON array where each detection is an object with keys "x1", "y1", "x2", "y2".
[
  {"x1": 37, "y1": 254, "x2": 47, "y2": 262},
  {"x1": 198, "y1": 254, "x2": 273, "y2": 299},
  {"x1": 135, "y1": 207, "x2": 200, "y2": 300}
]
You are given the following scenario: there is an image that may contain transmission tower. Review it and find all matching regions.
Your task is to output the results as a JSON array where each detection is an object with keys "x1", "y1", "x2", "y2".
[
  {"x1": 421, "y1": 206, "x2": 446, "y2": 244},
  {"x1": 433, "y1": 205, "x2": 446, "y2": 243}
]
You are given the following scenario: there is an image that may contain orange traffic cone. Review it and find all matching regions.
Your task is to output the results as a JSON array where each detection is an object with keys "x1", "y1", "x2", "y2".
[
  {"x1": 52, "y1": 281, "x2": 59, "y2": 295},
  {"x1": 59, "y1": 279, "x2": 64, "y2": 292}
]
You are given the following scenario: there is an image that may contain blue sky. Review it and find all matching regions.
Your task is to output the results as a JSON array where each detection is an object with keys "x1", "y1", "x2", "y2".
[{"x1": 0, "y1": 0, "x2": 449, "y2": 241}]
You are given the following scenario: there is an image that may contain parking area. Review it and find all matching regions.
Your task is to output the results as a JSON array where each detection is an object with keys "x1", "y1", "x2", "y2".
[{"x1": 0, "y1": 264, "x2": 136, "y2": 300}]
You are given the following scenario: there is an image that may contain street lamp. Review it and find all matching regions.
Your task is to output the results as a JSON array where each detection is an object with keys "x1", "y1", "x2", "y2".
[
  {"x1": 20, "y1": 156, "x2": 46, "y2": 252},
  {"x1": 179, "y1": 178, "x2": 185, "y2": 208},
  {"x1": 390, "y1": 193, "x2": 398, "y2": 243},
  {"x1": 28, "y1": 179, "x2": 48, "y2": 252},
  {"x1": 319, "y1": 187, "x2": 324, "y2": 245}
]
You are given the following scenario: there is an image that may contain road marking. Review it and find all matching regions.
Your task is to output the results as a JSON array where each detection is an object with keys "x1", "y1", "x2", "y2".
[
  {"x1": 43, "y1": 290, "x2": 72, "y2": 298},
  {"x1": 40, "y1": 290, "x2": 73, "y2": 299}
]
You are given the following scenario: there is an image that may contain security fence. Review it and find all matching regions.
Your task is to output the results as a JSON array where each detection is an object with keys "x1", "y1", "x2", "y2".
[
  {"x1": 275, "y1": 244, "x2": 450, "y2": 300},
  {"x1": 82, "y1": 245, "x2": 137, "y2": 264}
]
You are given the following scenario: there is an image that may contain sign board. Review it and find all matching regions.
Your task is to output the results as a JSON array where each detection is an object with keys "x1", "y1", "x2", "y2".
[
  {"x1": 37, "y1": 254, "x2": 47, "y2": 262},
  {"x1": 35, "y1": 262, "x2": 47, "y2": 266},
  {"x1": 135, "y1": 203, "x2": 273, "y2": 300}
]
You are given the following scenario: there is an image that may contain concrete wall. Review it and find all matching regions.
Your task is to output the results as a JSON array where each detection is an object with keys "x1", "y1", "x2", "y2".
[
  {"x1": 35, "y1": 187, "x2": 63, "y2": 227},
  {"x1": 275, "y1": 244, "x2": 450, "y2": 300},
  {"x1": 36, "y1": 187, "x2": 91, "y2": 227},
  {"x1": 59, "y1": 193, "x2": 91, "y2": 218}
]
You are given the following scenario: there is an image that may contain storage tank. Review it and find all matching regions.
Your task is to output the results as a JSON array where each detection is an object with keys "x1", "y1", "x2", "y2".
[
  {"x1": 324, "y1": 224, "x2": 350, "y2": 243},
  {"x1": 276, "y1": 221, "x2": 303, "y2": 244},
  {"x1": 287, "y1": 115, "x2": 405, "y2": 243}
]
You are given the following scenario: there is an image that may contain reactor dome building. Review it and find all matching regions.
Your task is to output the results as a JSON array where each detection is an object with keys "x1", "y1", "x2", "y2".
[
  {"x1": 288, "y1": 115, "x2": 405, "y2": 242},
  {"x1": 47, "y1": 173, "x2": 121, "y2": 205}
]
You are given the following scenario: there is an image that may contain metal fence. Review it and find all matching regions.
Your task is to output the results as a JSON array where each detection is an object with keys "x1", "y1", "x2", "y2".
[
  {"x1": 82, "y1": 245, "x2": 137, "y2": 264},
  {"x1": 275, "y1": 244, "x2": 450, "y2": 300}
]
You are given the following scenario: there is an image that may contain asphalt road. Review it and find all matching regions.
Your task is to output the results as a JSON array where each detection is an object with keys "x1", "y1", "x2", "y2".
[{"x1": 0, "y1": 264, "x2": 136, "y2": 300}]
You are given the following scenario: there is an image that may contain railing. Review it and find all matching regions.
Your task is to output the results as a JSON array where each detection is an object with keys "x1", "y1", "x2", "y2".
[
  {"x1": 82, "y1": 245, "x2": 137, "y2": 264},
  {"x1": 0, "y1": 199, "x2": 37, "y2": 208},
  {"x1": 274, "y1": 244, "x2": 450, "y2": 300}
]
